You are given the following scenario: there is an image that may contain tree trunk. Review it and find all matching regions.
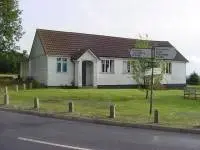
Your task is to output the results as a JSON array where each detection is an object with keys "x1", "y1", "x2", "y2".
[{"x1": 146, "y1": 89, "x2": 149, "y2": 100}]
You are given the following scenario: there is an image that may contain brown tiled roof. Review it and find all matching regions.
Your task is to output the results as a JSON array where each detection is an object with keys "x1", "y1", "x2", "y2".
[{"x1": 36, "y1": 29, "x2": 188, "y2": 62}]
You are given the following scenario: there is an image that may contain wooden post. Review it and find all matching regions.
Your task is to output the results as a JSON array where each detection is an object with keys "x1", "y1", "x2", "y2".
[
  {"x1": 5, "y1": 86, "x2": 8, "y2": 95},
  {"x1": 154, "y1": 109, "x2": 159, "y2": 123},
  {"x1": 34, "y1": 97, "x2": 39, "y2": 109},
  {"x1": 23, "y1": 83, "x2": 26, "y2": 90},
  {"x1": 68, "y1": 101, "x2": 74, "y2": 112},
  {"x1": 16, "y1": 85, "x2": 19, "y2": 92},
  {"x1": 4, "y1": 94, "x2": 9, "y2": 105},
  {"x1": 109, "y1": 104, "x2": 116, "y2": 118}
]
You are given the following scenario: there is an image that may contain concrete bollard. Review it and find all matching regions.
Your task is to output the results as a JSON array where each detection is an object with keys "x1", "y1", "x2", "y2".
[
  {"x1": 154, "y1": 109, "x2": 159, "y2": 123},
  {"x1": 34, "y1": 97, "x2": 39, "y2": 109},
  {"x1": 68, "y1": 101, "x2": 74, "y2": 113},
  {"x1": 29, "y1": 82, "x2": 33, "y2": 89},
  {"x1": 5, "y1": 86, "x2": 8, "y2": 94},
  {"x1": 109, "y1": 104, "x2": 116, "y2": 118},
  {"x1": 15, "y1": 85, "x2": 19, "y2": 92},
  {"x1": 4, "y1": 94, "x2": 9, "y2": 105},
  {"x1": 23, "y1": 83, "x2": 26, "y2": 90}
]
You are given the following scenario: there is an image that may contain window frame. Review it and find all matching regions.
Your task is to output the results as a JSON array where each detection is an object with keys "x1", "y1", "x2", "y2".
[
  {"x1": 123, "y1": 61, "x2": 131, "y2": 73},
  {"x1": 56, "y1": 57, "x2": 68, "y2": 73},
  {"x1": 165, "y1": 62, "x2": 172, "y2": 74},
  {"x1": 101, "y1": 59, "x2": 114, "y2": 73}
]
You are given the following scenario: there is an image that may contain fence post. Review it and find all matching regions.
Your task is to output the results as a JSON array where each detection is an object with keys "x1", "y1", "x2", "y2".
[
  {"x1": 68, "y1": 101, "x2": 74, "y2": 112},
  {"x1": 5, "y1": 86, "x2": 8, "y2": 95},
  {"x1": 34, "y1": 97, "x2": 39, "y2": 109},
  {"x1": 4, "y1": 94, "x2": 9, "y2": 105},
  {"x1": 29, "y1": 82, "x2": 33, "y2": 89},
  {"x1": 109, "y1": 104, "x2": 116, "y2": 118},
  {"x1": 23, "y1": 83, "x2": 26, "y2": 90},
  {"x1": 16, "y1": 85, "x2": 19, "y2": 92},
  {"x1": 154, "y1": 109, "x2": 159, "y2": 123}
]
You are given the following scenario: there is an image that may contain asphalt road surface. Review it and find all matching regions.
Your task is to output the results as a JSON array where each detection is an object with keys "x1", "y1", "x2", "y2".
[{"x1": 0, "y1": 111, "x2": 200, "y2": 150}]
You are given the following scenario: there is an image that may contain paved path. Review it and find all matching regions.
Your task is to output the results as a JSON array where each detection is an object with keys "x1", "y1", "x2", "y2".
[{"x1": 0, "y1": 111, "x2": 200, "y2": 150}]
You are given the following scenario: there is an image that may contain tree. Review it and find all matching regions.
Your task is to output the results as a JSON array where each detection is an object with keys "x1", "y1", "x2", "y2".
[
  {"x1": 130, "y1": 34, "x2": 165, "y2": 99},
  {"x1": 0, "y1": 0, "x2": 24, "y2": 51},
  {"x1": 0, "y1": 50, "x2": 28, "y2": 73},
  {"x1": 187, "y1": 72, "x2": 199, "y2": 85}
]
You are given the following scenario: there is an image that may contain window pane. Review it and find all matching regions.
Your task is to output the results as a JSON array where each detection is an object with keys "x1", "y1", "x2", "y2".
[
  {"x1": 127, "y1": 61, "x2": 130, "y2": 72},
  {"x1": 123, "y1": 61, "x2": 127, "y2": 73},
  {"x1": 101, "y1": 60, "x2": 105, "y2": 72},
  {"x1": 106, "y1": 60, "x2": 109, "y2": 72},
  {"x1": 165, "y1": 62, "x2": 172, "y2": 74},
  {"x1": 63, "y1": 62, "x2": 67, "y2": 72},
  {"x1": 169, "y1": 63, "x2": 172, "y2": 73},
  {"x1": 57, "y1": 58, "x2": 61, "y2": 61},
  {"x1": 110, "y1": 60, "x2": 115, "y2": 73},
  {"x1": 62, "y1": 58, "x2": 67, "y2": 62},
  {"x1": 57, "y1": 63, "x2": 61, "y2": 72},
  {"x1": 166, "y1": 63, "x2": 168, "y2": 73}
]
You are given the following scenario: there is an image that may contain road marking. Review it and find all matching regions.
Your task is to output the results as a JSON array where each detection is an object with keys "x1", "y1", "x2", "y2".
[{"x1": 17, "y1": 137, "x2": 93, "y2": 150}]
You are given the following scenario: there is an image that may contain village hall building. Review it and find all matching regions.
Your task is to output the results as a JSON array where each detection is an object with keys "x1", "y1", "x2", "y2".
[{"x1": 20, "y1": 29, "x2": 188, "y2": 88}]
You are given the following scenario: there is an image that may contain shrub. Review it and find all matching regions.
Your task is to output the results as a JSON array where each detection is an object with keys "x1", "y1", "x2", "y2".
[{"x1": 187, "y1": 72, "x2": 200, "y2": 85}]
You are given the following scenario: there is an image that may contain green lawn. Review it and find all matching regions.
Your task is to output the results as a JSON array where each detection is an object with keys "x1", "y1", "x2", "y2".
[{"x1": 1, "y1": 87, "x2": 200, "y2": 128}]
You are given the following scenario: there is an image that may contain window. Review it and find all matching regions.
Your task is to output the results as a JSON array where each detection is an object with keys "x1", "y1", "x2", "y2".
[
  {"x1": 101, "y1": 60, "x2": 114, "y2": 73},
  {"x1": 62, "y1": 58, "x2": 67, "y2": 72},
  {"x1": 57, "y1": 58, "x2": 62, "y2": 72},
  {"x1": 123, "y1": 61, "x2": 131, "y2": 73},
  {"x1": 57, "y1": 57, "x2": 67, "y2": 72},
  {"x1": 165, "y1": 62, "x2": 172, "y2": 74}
]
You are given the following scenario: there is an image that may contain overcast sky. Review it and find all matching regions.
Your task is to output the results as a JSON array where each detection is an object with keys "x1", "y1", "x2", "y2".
[{"x1": 18, "y1": 0, "x2": 200, "y2": 74}]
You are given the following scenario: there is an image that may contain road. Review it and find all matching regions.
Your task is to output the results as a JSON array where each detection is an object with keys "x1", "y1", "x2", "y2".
[{"x1": 0, "y1": 111, "x2": 200, "y2": 150}]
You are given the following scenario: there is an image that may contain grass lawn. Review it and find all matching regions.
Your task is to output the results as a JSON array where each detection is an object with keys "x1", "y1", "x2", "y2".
[{"x1": 1, "y1": 87, "x2": 200, "y2": 128}]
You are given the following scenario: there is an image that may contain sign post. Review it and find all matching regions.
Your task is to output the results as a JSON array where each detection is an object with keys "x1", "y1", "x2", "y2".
[
  {"x1": 149, "y1": 47, "x2": 155, "y2": 115},
  {"x1": 130, "y1": 47, "x2": 177, "y2": 115}
]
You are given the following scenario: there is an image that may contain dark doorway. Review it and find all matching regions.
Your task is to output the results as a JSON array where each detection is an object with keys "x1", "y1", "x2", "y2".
[
  {"x1": 82, "y1": 61, "x2": 93, "y2": 86},
  {"x1": 82, "y1": 61, "x2": 87, "y2": 86}
]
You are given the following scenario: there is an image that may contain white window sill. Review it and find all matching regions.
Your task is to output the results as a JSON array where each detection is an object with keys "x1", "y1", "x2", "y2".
[
  {"x1": 56, "y1": 72, "x2": 68, "y2": 74},
  {"x1": 100, "y1": 72, "x2": 115, "y2": 74}
]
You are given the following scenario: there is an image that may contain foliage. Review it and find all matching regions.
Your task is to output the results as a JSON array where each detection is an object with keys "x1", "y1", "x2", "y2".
[
  {"x1": 187, "y1": 72, "x2": 200, "y2": 85},
  {"x1": 130, "y1": 34, "x2": 165, "y2": 98},
  {"x1": 25, "y1": 77, "x2": 43, "y2": 88},
  {"x1": 0, "y1": 50, "x2": 28, "y2": 73},
  {"x1": 0, "y1": 0, "x2": 24, "y2": 51}
]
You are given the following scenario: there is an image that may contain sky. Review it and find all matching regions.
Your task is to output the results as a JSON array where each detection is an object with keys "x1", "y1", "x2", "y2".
[{"x1": 18, "y1": 0, "x2": 200, "y2": 75}]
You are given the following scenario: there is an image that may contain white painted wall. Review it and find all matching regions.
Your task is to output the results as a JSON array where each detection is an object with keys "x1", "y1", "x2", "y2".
[
  {"x1": 29, "y1": 34, "x2": 48, "y2": 85},
  {"x1": 162, "y1": 61, "x2": 186, "y2": 84},
  {"x1": 97, "y1": 58, "x2": 136, "y2": 85},
  {"x1": 47, "y1": 56, "x2": 74, "y2": 86},
  {"x1": 97, "y1": 57, "x2": 186, "y2": 85}
]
